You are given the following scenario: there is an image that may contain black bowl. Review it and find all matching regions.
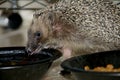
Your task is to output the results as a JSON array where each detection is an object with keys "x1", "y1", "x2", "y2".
[
  {"x1": 0, "y1": 47, "x2": 62, "y2": 80},
  {"x1": 61, "y1": 50, "x2": 120, "y2": 80}
]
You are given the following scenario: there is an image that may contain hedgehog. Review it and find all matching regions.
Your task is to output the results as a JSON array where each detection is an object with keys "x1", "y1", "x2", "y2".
[{"x1": 26, "y1": 0, "x2": 120, "y2": 58}]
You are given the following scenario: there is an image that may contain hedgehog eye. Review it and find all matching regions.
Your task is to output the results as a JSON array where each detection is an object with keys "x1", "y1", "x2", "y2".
[{"x1": 34, "y1": 31, "x2": 41, "y2": 37}]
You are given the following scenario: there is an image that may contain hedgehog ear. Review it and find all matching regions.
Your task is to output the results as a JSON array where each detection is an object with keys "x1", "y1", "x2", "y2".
[
  {"x1": 47, "y1": 12, "x2": 55, "y2": 26},
  {"x1": 47, "y1": 12, "x2": 63, "y2": 32}
]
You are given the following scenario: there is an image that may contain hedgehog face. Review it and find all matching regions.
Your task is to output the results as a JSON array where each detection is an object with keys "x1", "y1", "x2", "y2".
[
  {"x1": 26, "y1": 13, "x2": 51, "y2": 54},
  {"x1": 26, "y1": 11, "x2": 63, "y2": 54}
]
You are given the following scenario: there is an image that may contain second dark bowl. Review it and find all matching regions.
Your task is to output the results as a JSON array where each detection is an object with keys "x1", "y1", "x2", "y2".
[{"x1": 61, "y1": 50, "x2": 120, "y2": 80}]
